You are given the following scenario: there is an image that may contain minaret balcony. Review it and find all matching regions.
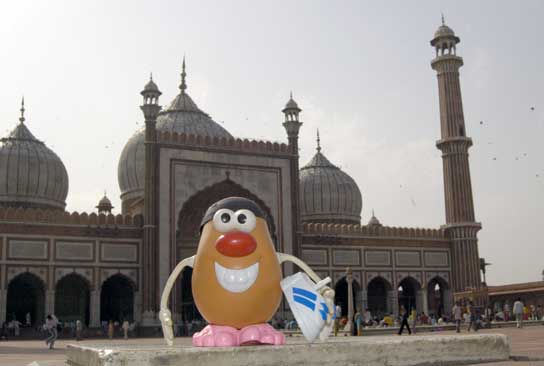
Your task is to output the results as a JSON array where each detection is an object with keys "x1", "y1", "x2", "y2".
[{"x1": 436, "y1": 136, "x2": 473, "y2": 151}]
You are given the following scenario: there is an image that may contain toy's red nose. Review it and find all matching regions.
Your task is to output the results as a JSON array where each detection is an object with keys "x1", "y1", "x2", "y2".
[{"x1": 215, "y1": 231, "x2": 257, "y2": 257}]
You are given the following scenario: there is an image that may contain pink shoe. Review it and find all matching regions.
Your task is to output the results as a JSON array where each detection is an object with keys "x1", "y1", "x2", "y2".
[
  {"x1": 239, "y1": 323, "x2": 285, "y2": 346},
  {"x1": 192, "y1": 324, "x2": 239, "y2": 347}
]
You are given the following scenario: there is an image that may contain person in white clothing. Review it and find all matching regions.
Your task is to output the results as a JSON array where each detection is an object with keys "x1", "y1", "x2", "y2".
[
  {"x1": 122, "y1": 320, "x2": 130, "y2": 340},
  {"x1": 452, "y1": 301, "x2": 462, "y2": 333},
  {"x1": 513, "y1": 298, "x2": 524, "y2": 328},
  {"x1": 45, "y1": 314, "x2": 58, "y2": 349}
]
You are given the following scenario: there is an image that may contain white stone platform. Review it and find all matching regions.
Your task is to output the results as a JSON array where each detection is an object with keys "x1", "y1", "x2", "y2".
[{"x1": 66, "y1": 334, "x2": 510, "y2": 366}]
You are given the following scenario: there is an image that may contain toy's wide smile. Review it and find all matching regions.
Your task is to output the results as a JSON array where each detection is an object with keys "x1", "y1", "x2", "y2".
[{"x1": 214, "y1": 261, "x2": 259, "y2": 293}]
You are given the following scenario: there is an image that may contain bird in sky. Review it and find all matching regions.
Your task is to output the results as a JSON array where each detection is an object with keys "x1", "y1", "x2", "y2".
[{"x1": 530, "y1": 106, "x2": 535, "y2": 111}]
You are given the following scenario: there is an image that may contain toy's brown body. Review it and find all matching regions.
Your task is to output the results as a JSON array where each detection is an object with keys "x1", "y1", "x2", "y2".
[
  {"x1": 192, "y1": 217, "x2": 282, "y2": 329},
  {"x1": 159, "y1": 197, "x2": 333, "y2": 347}
]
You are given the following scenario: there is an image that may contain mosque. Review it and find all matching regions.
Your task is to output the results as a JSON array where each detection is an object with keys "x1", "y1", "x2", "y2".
[{"x1": 0, "y1": 21, "x2": 485, "y2": 330}]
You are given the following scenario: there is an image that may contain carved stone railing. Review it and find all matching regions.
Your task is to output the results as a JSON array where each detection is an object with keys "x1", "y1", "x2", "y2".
[
  {"x1": 0, "y1": 206, "x2": 143, "y2": 227},
  {"x1": 157, "y1": 131, "x2": 291, "y2": 155},
  {"x1": 302, "y1": 222, "x2": 446, "y2": 239}
]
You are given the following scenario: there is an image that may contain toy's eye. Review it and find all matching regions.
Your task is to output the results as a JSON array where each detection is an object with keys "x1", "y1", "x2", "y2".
[
  {"x1": 213, "y1": 209, "x2": 236, "y2": 232},
  {"x1": 235, "y1": 209, "x2": 256, "y2": 233}
]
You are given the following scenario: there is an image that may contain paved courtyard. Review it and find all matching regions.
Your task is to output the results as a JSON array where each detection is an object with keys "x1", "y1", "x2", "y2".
[{"x1": 1, "y1": 326, "x2": 543, "y2": 366}]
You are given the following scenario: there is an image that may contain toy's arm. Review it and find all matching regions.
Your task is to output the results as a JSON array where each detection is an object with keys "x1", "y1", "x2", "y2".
[
  {"x1": 277, "y1": 252, "x2": 325, "y2": 285},
  {"x1": 159, "y1": 256, "x2": 195, "y2": 346},
  {"x1": 277, "y1": 253, "x2": 335, "y2": 325}
]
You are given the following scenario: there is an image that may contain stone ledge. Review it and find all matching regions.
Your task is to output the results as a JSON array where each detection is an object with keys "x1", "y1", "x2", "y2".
[{"x1": 66, "y1": 334, "x2": 510, "y2": 366}]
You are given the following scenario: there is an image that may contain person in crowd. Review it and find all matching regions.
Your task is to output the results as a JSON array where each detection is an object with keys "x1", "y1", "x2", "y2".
[
  {"x1": 333, "y1": 304, "x2": 342, "y2": 336},
  {"x1": 101, "y1": 320, "x2": 108, "y2": 335},
  {"x1": 108, "y1": 320, "x2": 114, "y2": 340},
  {"x1": 11, "y1": 319, "x2": 21, "y2": 336},
  {"x1": 503, "y1": 302, "x2": 510, "y2": 322},
  {"x1": 530, "y1": 304, "x2": 536, "y2": 320},
  {"x1": 75, "y1": 320, "x2": 83, "y2": 341},
  {"x1": 466, "y1": 302, "x2": 475, "y2": 332},
  {"x1": 380, "y1": 314, "x2": 393, "y2": 327},
  {"x1": 363, "y1": 309, "x2": 372, "y2": 327},
  {"x1": 409, "y1": 308, "x2": 417, "y2": 334},
  {"x1": 45, "y1": 314, "x2": 58, "y2": 349},
  {"x1": 484, "y1": 307, "x2": 492, "y2": 323},
  {"x1": 398, "y1": 306, "x2": 411, "y2": 335},
  {"x1": 420, "y1": 312, "x2": 429, "y2": 325},
  {"x1": 474, "y1": 308, "x2": 483, "y2": 331},
  {"x1": 513, "y1": 298, "x2": 524, "y2": 328},
  {"x1": 452, "y1": 301, "x2": 462, "y2": 333},
  {"x1": 523, "y1": 304, "x2": 529, "y2": 321},
  {"x1": 25, "y1": 313, "x2": 31, "y2": 327},
  {"x1": 536, "y1": 304, "x2": 542, "y2": 320},
  {"x1": 122, "y1": 320, "x2": 130, "y2": 340},
  {"x1": 1, "y1": 321, "x2": 9, "y2": 340},
  {"x1": 354, "y1": 309, "x2": 362, "y2": 336}
]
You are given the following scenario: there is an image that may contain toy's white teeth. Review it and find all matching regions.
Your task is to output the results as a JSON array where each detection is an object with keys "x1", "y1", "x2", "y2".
[{"x1": 214, "y1": 262, "x2": 259, "y2": 293}]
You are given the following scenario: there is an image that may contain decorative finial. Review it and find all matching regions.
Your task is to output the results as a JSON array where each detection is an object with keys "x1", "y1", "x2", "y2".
[
  {"x1": 19, "y1": 96, "x2": 25, "y2": 124},
  {"x1": 290, "y1": 90, "x2": 293, "y2": 100},
  {"x1": 441, "y1": 13, "x2": 445, "y2": 25},
  {"x1": 104, "y1": 189, "x2": 107, "y2": 197},
  {"x1": 180, "y1": 55, "x2": 187, "y2": 92},
  {"x1": 150, "y1": 72, "x2": 153, "y2": 81},
  {"x1": 316, "y1": 129, "x2": 321, "y2": 153},
  {"x1": 372, "y1": 209, "x2": 375, "y2": 217}
]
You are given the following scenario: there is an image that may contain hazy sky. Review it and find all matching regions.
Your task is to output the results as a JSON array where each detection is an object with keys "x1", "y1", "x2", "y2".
[{"x1": 1, "y1": 1, "x2": 542, "y2": 285}]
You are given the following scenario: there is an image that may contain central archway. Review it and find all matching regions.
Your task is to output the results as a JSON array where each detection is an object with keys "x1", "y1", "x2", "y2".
[
  {"x1": 176, "y1": 178, "x2": 277, "y2": 249},
  {"x1": 367, "y1": 277, "x2": 391, "y2": 317},
  {"x1": 398, "y1": 277, "x2": 420, "y2": 313},
  {"x1": 174, "y1": 178, "x2": 276, "y2": 318},
  {"x1": 100, "y1": 274, "x2": 134, "y2": 323},
  {"x1": 6, "y1": 272, "x2": 45, "y2": 326},
  {"x1": 55, "y1": 274, "x2": 90, "y2": 326}
]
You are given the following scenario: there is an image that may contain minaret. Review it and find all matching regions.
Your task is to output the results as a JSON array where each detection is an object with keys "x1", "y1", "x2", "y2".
[
  {"x1": 282, "y1": 92, "x2": 303, "y2": 151},
  {"x1": 140, "y1": 73, "x2": 162, "y2": 322},
  {"x1": 96, "y1": 192, "x2": 114, "y2": 214},
  {"x1": 431, "y1": 17, "x2": 482, "y2": 293},
  {"x1": 282, "y1": 92, "x2": 303, "y2": 256}
]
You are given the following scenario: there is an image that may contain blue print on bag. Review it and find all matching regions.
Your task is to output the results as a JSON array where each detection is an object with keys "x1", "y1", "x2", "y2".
[
  {"x1": 293, "y1": 287, "x2": 331, "y2": 321},
  {"x1": 293, "y1": 287, "x2": 317, "y2": 311}
]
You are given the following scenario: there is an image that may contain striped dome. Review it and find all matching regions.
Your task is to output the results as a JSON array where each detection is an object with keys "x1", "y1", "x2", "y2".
[
  {"x1": 299, "y1": 145, "x2": 362, "y2": 225},
  {"x1": 0, "y1": 109, "x2": 68, "y2": 210}
]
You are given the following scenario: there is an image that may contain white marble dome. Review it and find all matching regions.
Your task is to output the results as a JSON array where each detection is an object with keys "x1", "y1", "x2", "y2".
[
  {"x1": 0, "y1": 112, "x2": 69, "y2": 210},
  {"x1": 118, "y1": 71, "x2": 232, "y2": 203},
  {"x1": 299, "y1": 143, "x2": 362, "y2": 224}
]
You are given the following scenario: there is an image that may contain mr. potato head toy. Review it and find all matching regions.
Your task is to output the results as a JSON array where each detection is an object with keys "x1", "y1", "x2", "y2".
[{"x1": 159, "y1": 197, "x2": 335, "y2": 347}]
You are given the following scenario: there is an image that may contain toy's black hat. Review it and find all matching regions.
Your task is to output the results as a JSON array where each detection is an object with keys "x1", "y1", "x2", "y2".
[{"x1": 200, "y1": 197, "x2": 265, "y2": 232}]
